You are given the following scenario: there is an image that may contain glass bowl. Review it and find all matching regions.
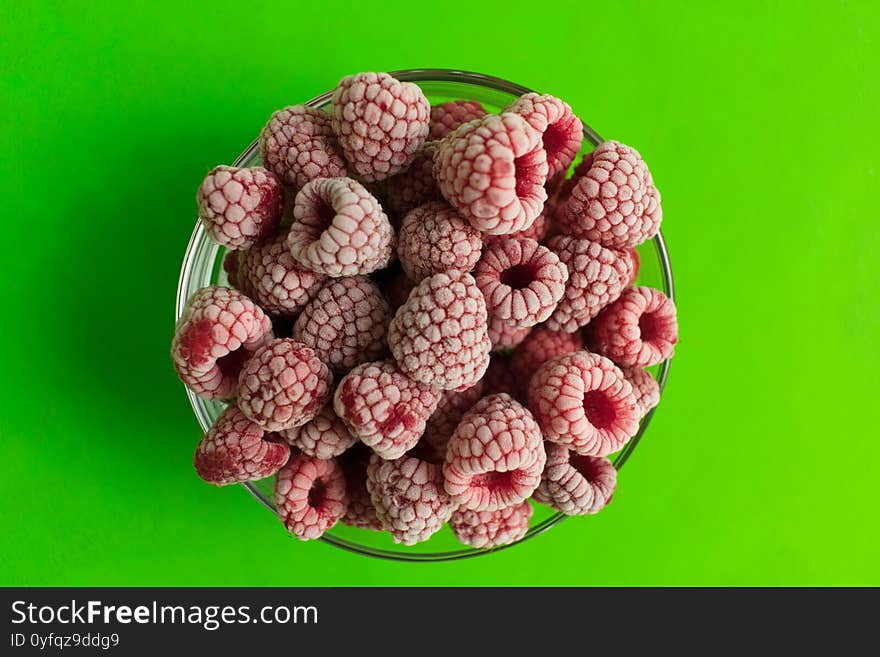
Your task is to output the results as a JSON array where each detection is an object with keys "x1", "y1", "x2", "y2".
[{"x1": 176, "y1": 69, "x2": 674, "y2": 562}]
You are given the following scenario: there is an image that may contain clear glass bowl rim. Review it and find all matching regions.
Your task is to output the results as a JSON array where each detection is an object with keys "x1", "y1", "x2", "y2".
[{"x1": 176, "y1": 68, "x2": 675, "y2": 562}]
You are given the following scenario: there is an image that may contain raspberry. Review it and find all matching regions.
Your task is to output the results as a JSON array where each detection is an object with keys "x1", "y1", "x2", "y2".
[
  {"x1": 590, "y1": 286, "x2": 678, "y2": 367},
  {"x1": 333, "y1": 359, "x2": 441, "y2": 459},
  {"x1": 366, "y1": 454, "x2": 456, "y2": 545},
  {"x1": 397, "y1": 201, "x2": 483, "y2": 282},
  {"x1": 527, "y1": 351, "x2": 640, "y2": 456},
  {"x1": 510, "y1": 327, "x2": 582, "y2": 385},
  {"x1": 260, "y1": 105, "x2": 348, "y2": 189},
  {"x1": 505, "y1": 93, "x2": 583, "y2": 177},
  {"x1": 624, "y1": 246, "x2": 641, "y2": 286},
  {"x1": 543, "y1": 235, "x2": 631, "y2": 333},
  {"x1": 237, "y1": 339, "x2": 332, "y2": 432},
  {"x1": 484, "y1": 209, "x2": 551, "y2": 246},
  {"x1": 533, "y1": 442, "x2": 616, "y2": 515},
  {"x1": 193, "y1": 406, "x2": 290, "y2": 485},
  {"x1": 623, "y1": 367, "x2": 660, "y2": 416},
  {"x1": 482, "y1": 355, "x2": 519, "y2": 399},
  {"x1": 474, "y1": 238, "x2": 568, "y2": 327},
  {"x1": 287, "y1": 177, "x2": 394, "y2": 277},
  {"x1": 274, "y1": 453, "x2": 347, "y2": 540},
  {"x1": 196, "y1": 166, "x2": 282, "y2": 250},
  {"x1": 443, "y1": 393, "x2": 546, "y2": 511},
  {"x1": 421, "y1": 381, "x2": 485, "y2": 461},
  {"x1": 450, "y1": 500, "x2": 533, "y2": 548},
  {"x1": 487, "y1": 315, "x2": 532, "y2": 352},
  {"x1": 433, "y1": 113, "x2": 548, "y2": 235},
  {"x1": 428, "y1": 100, "x2": 486, "y2": 140},
  {"x1": 279, "y1": 404, "x2": 357, "y2": 459},
  {"x1": 339, "y1": 445, "x2": 382, "y2": 530},
  {"x1": 172, "y1": 286, "x2": 273, "y2": 400},
  {"x1": 388, "y1": 270, "x2": 491, "y2": 391},
  {"x1": 377, "y1": 143, "x2": 440, "y2": 216},
  {"x1": 330, "y1": 72, "x2": 430, "y2": 182},
  {"x1": 238, "y1": 230, "x2": 326, "y2": 317},
  {"x1": 555, "y1": 140, "x2": 661, "y2": 248},
  {"x1": 292, "y1": 276, "x2": 390, "y2": 370}
]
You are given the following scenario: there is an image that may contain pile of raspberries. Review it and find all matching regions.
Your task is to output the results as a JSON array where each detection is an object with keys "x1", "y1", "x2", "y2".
[{"x1": 173, "y1": 72, "x2": 678, "y2": 549}]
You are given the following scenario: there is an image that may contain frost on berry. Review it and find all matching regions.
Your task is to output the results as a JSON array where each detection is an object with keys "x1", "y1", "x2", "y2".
[
  {"x1": 450, "y1": 500, "x2": 533, "y2": 548},
  {"x1": 624, "y1": 246, "x2": 640, "y2": 286},
  {"x1": 527, "y1": 351, "x2": 639, "y2": 457},
  {"x1": 292, "y1": 275, "x2": 391, "y2": 370},
  {"x1": 197, "y1": 166, "x2": 282, "y2": 250},
  {"x1": 429, "y1": 99, "x2": 487, "y2": 140},
  {"x1": 194, "y1": 406, "x2": 290, "y2": 485},
  {"x1": 474, "y1": 237, "x2": 568, "y2": 328},
  {"x1": 172, "y1": 286, "x2": 273, "y2": 400},
  {"x1": 421, "y1": 381, "x2": 485, "y2": 462},
  {"x1": 339, "y1": 445, "x2": 382, "y2": 530},
  {"x1": 555, "y1": 140, "x2": 661, "y2": 248},
  {"x1": 533, "y1": 443, "x2": 616, "y2": 515},
  {"x1": 543, "y1": 235, "x2": 631, "y2": 333},
  {"x1": 238, "y1": 229, "x2": 326, "y2": 317},
  {"x1": 330, "y1": 72, "x2": 430, "y2": 182},
  {"x1": 378, "y1": 143, "x2": 441, "y2": 216},
  {"x1": 443, "y1": 393, "x2": 546, "y2": 511},
  {"x1": 487, "y1": 315, "x2": 532, "y2": 353},
  {"x1": 388, "y1": 270, "x2": 491, "y2": 391},
  {"x1": 590, "y1": 286, "x2": 678, "y2": 367},
  {"x1": 274, "y1": 453, "x2": 348, "y2": 540},
  {"x1": 260, "y1": 105, "x2": 348, "y2": 189},
  {"x1": 484, "y1": 209, "x2": 551, "y2": 246},
  {"x1": 279, "y1": 404, "x2": 357, "y2": 459},
  {"x1": 505, "y1": 93, "x2": 583, "y2": 177},
  {"x1": 397, "y1": 201, "x2": 483, "y2": 282},
  {"x1": 333, "y1": 359, "x2": 441, "y2": 459},
  {"x1": 622, "y1": 367, "x2": 660, "y2": 417},
  {"x1": 367, "y1": 454, "x2": 456, "y2": 545},
  {"x1": 236, "y1": 338, "x2": 333, "y2": 432},
  {"x1": 287, "y1": 177, "x2": 394, "y2": 277},
  {"x1": 510, "y1": 327, "x2": 582, "y2": 386},
  {"x1": 433, "y1": 112, "x2": 549, "y2": 236}
]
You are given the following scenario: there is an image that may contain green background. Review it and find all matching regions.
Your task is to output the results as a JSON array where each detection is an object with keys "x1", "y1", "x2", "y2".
[{"x1": 2, "y1": 1, "x2": 878, "y2": 586}]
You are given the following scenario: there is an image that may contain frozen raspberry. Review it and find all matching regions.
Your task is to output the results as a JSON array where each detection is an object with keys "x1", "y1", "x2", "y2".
[
  {"x1": 339, "y1": 445, "x2": 382, "y2": 530},
  {"x1": 482, "y1": 355, "x2": 519, "y2": 399},
  {"x1": 279, "y1": 404, "x2": 357, "y2": 459},
  {"x1": 223, "y1": 250, "x2": 241, "y2": 289},
  {"x1": 367, "y1": 454, "x2": 456, "y2": 545},
  {"x1": 623, "y1": 367, "x2": 660, "y2": 417},
  {"x1": 237, "y1": 339, "x2": 332, "y2": 432},
  {"x1": 429, "y1": 99, "x2": 487, "y2": 140},
  {"x1": 487, "y1": 315, "x2": 532, "y2": 352},
  {"x1": 397, "y1": 201, "x2": 483, "y2": 282},
  {"x1": 556, "y1": 140, "x2": 661, "y2": 248},
  {"x1": 287, "y1": 177, "x2": 394, "y2": 277},
  {"x1": 383, "y1": 270, "x2": 416, "y2": 311},
  {"x1": 378, "y1": 143, "x2": 441, "y2": 216},
  {"x1": 528, "y1": 351, "x2": 639, "y2": 456},
  {"x1": 193, "y1": 406, "x2": 289, "y2": 485},
  {"x1": 330, "y1": 72, "x2": 430, "y2": 182},
  {"x1": 506, "y1": 93, "x2": 583, "y2": 177},
  {"x1": 433, "y1": 112, "x2": 548, "y2": 235},
  {"x1": 450, "y1": 500, "x2": 533, "y2": 548},
  {"x1": 197, "y1": 166, "x2": 282, "y2": 250},
  {"x1": 422, "y1": 381, "x2": 485, "y2": 461},
  {"x1": 443, "y1": 393, "x2": 546, "y2": 511},
  {"x1": 474, "y1": 238, "x2": 568, "y2": 328},
  {"x1": 334, "y1": 359, "x2": 441, "y2": 459},
  {"x1": 172, "y1": 286, "x2": 273, "y2": 400},
  {"x1": 274, "y1": 453, "x2": 347, "y2": 540},
  {"x1": 590, "y1": 286, "x2": 678, "y2": 367},
  {"x1": 533, "y1": 442, "x2": 616, "y2": 515},
  {"x1": 292, "y1": 276, "x2": 390, "y2": 370},
  {"x1": 510, "y1": 327, "x2": 582, "y2": 385},
  {"x1": 484, "y1": 209, "x2": 551, "y2": 246},
  {"x1": 543, "y1": 235, "x2": 631, "y2": 333},
  {"x1": 388, "y1": 270, "x2": 491, "y2": 391},
  {"x1": 238, "y1": 230, "x2": 326, "y2": 317},
  {"x1": 260, "y1": 105, "x2": 348, "y2": 189},
  {"x1": 624, "y1": 246, "x2": 641, "y2": 286}
]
